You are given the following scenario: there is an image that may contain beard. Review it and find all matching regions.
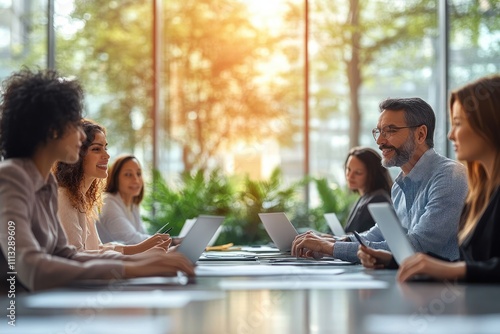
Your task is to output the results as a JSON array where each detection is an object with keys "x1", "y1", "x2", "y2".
[{"x1": 381, "y1": 136, "x2": 417, "y2": 168}]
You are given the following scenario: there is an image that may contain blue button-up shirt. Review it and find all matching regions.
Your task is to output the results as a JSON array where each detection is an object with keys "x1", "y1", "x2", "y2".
[{"x1": 334, "y1": 149, "x2": 468, "y2": 263}]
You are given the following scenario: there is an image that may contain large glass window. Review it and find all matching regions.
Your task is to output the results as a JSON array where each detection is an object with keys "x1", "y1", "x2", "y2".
[
  {"x1": 54, "y1": 0, "x2": 155, "y2": 167},
  {"x1": 1, "y1": 0, "x2": 499, "y2": 237},
  {"x1": 447, "y1": 0, "x2": 500, "y2": 156},
  {"x1": 308, "y1": 0, "x2": 440, "y2": 190},
  {"x1": 0, "y1": 0, "x2": 48, "y2": 78},
  {"x1": 449, "y1": 0, "x2": 500, "y2": 87}
]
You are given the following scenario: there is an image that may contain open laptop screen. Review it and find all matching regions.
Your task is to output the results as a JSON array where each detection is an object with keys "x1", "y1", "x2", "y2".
[
  {"x1": 324, "y1": 213, "x2": 346, "y2": 236},
  {"x1": 367, "y1": 203, "x2": 415, "y2": 265},
  {"x1": 177, "y1": 215, "x2": 225, "y2": 263},
  {"x1": 258, "y1": 212, "x2": 298, "y2": 253}
]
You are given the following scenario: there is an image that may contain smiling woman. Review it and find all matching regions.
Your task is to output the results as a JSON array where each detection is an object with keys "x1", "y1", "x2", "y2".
[
  {"x1": 97, "y1": 154, "x2": 153, "y2": 245},
  {"x1": 53, "y1": 120, "x2": 172, "y2": 255},
  {"x1": 83, "y1": 131, "x2": 110, "y2": 180},
  {"x1": 53, "y1": 119, "x2": 112, "y2": 251}
]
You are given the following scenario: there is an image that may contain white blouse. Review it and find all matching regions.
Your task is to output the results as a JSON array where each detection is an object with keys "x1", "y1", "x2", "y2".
[{"x1": 97, "y1": 192, "x2": 150, "y2": 245}]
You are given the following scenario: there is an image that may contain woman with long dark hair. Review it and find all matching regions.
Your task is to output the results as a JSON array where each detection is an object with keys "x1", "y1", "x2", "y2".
[
  {"x1": 343, "y1": 146, "x2": 393, "y2": 233},
  {"x1": 97, "y1": 154, "x2": 151, "y2": 244}
]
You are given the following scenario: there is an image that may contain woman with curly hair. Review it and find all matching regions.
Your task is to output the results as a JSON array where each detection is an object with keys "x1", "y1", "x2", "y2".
[
  {"x1": 53, "y1": 119, "x2": 170, "y2": 254},
  {"x1": 0, "y1": 68, "x2": 194, "y2": 291}
]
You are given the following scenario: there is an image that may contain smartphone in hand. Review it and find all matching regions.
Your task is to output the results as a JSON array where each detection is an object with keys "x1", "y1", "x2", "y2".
[{"x1": 353, "y1": 231, "x2": 367, "y2": 247}]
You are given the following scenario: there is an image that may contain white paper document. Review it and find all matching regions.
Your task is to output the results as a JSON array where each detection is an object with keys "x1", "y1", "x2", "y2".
[
  {"x1": 196, "y1": 265, "x2": 345, "y2": 276},
  {"x1": 240, "y1": 245, "x2": 281, "y2": 253},
  {"x1": 69, "y1": 276, "x2": 190, "y2": 287},
  {"x1": 265, "y1": 258, "x2": 352, "y2": 265}
]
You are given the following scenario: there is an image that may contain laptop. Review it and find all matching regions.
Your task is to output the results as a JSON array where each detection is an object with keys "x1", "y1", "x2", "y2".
[
  {"x1": 367, "y1": 203, "x2": 415, "y2": 265},
  {"x1": 177, "y1": 215, "x2": 225, "y2": 263},
  {"x1": 178, "y1": 218, "x2": 197, "y2": 238},
  {"x1": 324, "y1": 213, "x2": 346, "y2": 236},
  {"x1": 179, "y1": 218, "x2": 223, "y2": 247},
  {"x1": 258, "y1": 212, "x2": 298, "y2": 253}
]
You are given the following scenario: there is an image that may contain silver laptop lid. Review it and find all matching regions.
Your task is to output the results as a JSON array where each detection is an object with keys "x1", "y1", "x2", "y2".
[
  {"x1": 178, "y1": 218, "x2": 222, "y2": 247},
  {"x1": 324, "y1": 213, "x2": 346, "y2": 236},
  {"x1": 177, "y1": 215, "x2": 225, "y2": 263},
  {"x1": 258, "y1": 212, "x2": 298, "y2": 252},
  {"x1": 367, "y1": 203, "x2": 415, "y2": 265}
]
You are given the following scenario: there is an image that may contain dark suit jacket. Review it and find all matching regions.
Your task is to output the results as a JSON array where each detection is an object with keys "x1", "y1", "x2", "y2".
[{"x1": 344, "y1": 188, "x2": 392, "y2": 233}]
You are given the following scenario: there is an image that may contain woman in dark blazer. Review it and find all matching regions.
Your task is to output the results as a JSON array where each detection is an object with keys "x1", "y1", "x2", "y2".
[{"x1": 343, "y1": 147, "x2": 393, "y2": 233}]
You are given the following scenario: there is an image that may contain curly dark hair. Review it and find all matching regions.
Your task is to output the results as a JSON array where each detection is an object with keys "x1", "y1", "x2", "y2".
[
  {"x1": 106, "y1": 154, "x2": 144, "y2": 205},
  {"x1": 53, "y1": 119, "x2": 106, "y2": 215},
  {"x1": 0, "y1": 68, "x2": 84, "y2": 159}
]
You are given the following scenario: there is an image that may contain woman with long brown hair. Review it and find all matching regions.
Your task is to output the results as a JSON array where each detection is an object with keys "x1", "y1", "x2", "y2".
[
  {"x1": 343, "y1": 146, "x2": 393, "y2": 233},
  {"x1": 98, "y1": 154, "x2": 150, "y2": 244}
]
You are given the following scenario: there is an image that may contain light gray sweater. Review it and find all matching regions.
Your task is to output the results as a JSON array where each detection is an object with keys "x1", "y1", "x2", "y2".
[{"x1": 97, "y1": 192, "x2": 150, "y2": 245}]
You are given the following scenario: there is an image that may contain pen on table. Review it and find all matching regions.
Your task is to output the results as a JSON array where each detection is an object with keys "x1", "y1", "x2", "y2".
[{"x1": 155, "y1": 222, "x2": 170, "y2": 234}]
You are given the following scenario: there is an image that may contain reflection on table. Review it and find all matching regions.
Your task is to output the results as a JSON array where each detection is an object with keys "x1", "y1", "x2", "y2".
[{"x1": 2, "y1": 255, "x2": 500, "y2": 334}]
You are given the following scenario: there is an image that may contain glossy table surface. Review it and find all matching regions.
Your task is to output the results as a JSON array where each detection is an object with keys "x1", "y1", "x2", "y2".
[{"x1": 2, "y1": 257, "x2": 500, "y2": 334}]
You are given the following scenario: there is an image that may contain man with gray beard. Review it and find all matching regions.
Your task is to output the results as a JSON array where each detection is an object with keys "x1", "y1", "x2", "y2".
[{"x1": 292, "y1": 98, "x2": 468, "y2": 263}]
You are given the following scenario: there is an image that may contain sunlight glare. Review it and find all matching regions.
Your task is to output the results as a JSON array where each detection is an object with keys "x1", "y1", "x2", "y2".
[
  {"x1": 241, "y1": 0, "x2": 298, "y2": 29},
  {"x1": 240, "y1": 0, "x2": 303, "y2": 83}
]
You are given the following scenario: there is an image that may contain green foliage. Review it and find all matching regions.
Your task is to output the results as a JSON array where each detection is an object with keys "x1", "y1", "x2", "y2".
[
  {"x1": 226, "y1": 168, "x2": 306, "y2": 244},
  {"x1": 142, "y1": 167, "x2": 357, "y2": 245},
  {"x1": 142, "y1": 168, "x2": 235, "y2": 236},
  {"x1": 304, "y1": 178, "x2": 358, "y2": 233}
]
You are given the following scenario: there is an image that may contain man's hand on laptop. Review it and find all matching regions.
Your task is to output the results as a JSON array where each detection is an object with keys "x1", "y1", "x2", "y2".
[
  {"x1": 357, "y1": 244, "x2": 393, "y2": 269},
  {"x1": 291, "y1": 231, "x2": 335, "y2": 258},
  {"x1": 314, "y1": 233, "x2": 349, "y2": 241}
]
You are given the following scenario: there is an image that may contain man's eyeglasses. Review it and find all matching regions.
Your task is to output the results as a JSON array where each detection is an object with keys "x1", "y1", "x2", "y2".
[{"x1": 372, "y1": 125, "x2": 422, "y2": 141}]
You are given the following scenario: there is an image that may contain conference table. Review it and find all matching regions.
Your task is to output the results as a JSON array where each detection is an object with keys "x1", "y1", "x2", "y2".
[{"x1": 2, "y1": 253, "x2": 500, "y2": 334}]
